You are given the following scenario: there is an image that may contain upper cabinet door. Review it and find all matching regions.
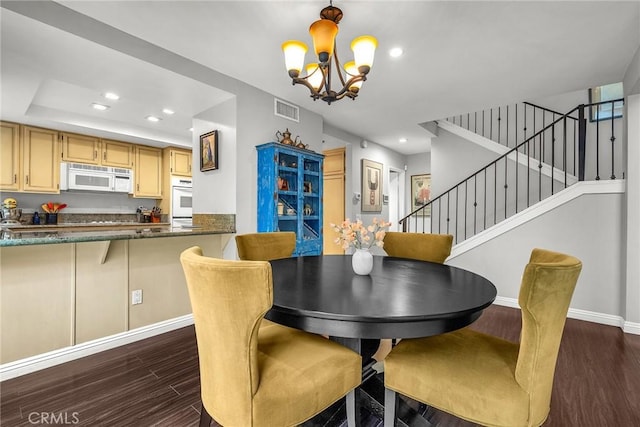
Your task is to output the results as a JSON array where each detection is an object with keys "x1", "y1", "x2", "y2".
[
  {"x1": 22, "y1": 126, "x2": 60, "y2": 193},
  {"x1": 61, "y1": 132, "x2": 100, "y2": 165},
  {"x1": 171, "y1": 149, "x2": 192, "y2": 177},
  {"x1": 102, "y1": 139, "x2": 134, "y2": 168},
  {"x1": 134, "y1": 146, "x2": 162, "y2": 198},
  {"x1": 0, "y1": 122, "x2": 20, "y2": 191}
]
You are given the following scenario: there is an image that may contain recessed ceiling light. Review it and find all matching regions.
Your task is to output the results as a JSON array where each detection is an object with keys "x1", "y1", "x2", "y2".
[
  {"x1": 399, "y1": 137, "x2": 408, "y2": 143},
  {"x1": 188, "y1": 127, "x2": 194, "y2": 132},
  {"x1": 389, "y1": 47, "x2": 404, "y2": 58},
  {"x1": 103, "y1": 92, "x2": 120, "y2": 100},
  {"x1": 91, "y1": 103, "x2": 110, "y2": 111},
  {"x1": 146, "y1": 115, "x2": 161, "y2": 122},
  {"x1": 162, "y1": 108, "x2": 175, "y2": 115}
]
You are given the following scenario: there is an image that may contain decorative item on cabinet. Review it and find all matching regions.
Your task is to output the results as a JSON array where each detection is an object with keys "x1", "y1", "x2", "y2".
[{"x1": 256, "y1": 142, "x2": 324, "y2": 256}]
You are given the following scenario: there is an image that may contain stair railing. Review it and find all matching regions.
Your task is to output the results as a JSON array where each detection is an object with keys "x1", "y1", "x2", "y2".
[
  {"x1": 446, "y1": 102, "x2": 578, "y2": 153},
  {"x1": 401, "y1": 99, "x2": 624, "y2": 244}
]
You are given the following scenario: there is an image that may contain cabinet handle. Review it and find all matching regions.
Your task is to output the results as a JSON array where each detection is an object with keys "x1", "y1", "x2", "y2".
[
  {"x1": 137, "y1": 184, "x2": 140, "y2": 191},
  {"x1": 103, "y1": 152, "x2": 106, "y2": 161},
  {"x1": 13, "y1": 174, "x2": 17, "y2": 184},
  {"x1": 25, "y1": 175, "x2": 29, "y2": 185},
  {"x1": 94, "y1": 150, "x2": 98, "y2": 160}
]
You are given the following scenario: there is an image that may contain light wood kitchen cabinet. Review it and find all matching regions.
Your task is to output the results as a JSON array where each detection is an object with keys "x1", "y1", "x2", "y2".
[
  {"x1": 60, "y1": 132, "x2": 100, "y2": 165},
  {"x1": 61, "y1": 133, "x2": 134, "y2": 169},
  {"x1": 168, "y1": 148, "x2": 192, "y2": 176},
  {"x1": 134, "y1": 145, "x2": 162, "y2": 198},
  {"x1": 0, "y1": 121, "x2": 20, "y2": 191},
  {"x1": 22, "y1": 125, "x2": 60, "y2": 193},
  {"x1": 101, "y1": 139, "x2": 134, "y2": 168}
]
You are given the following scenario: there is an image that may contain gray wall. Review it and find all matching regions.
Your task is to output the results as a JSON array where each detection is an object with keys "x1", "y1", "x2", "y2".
[{"x1": 448, "y1": 191, "x2": 625, "y2": 318}]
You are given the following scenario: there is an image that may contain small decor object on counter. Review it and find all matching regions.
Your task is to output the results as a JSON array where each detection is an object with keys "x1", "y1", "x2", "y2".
[
  {"x1": 41, "y1": 202, "x2": 67, "y2": 214},
  {"x1": 45, "y1": 213, "x2": 58, "y2": 225},
  {"x1": 32, "y1": 212, "x2": 40, "y2": 225},
  {"x1": 1, "y1": 197, "x2": 22, "y2": 224},
  {"x1": 151, "y1": 207, "x2": 162, "y2": 223},
  {"x1": 2, "y1": 198, "x2": 17, "y2": 209},
  {"x1": 331, "y1": 218, "x2": 392, "y2": 275}
]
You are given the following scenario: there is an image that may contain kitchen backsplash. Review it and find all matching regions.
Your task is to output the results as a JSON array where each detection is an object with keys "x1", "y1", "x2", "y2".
[{"x1": 0, "y1": 191, "x2": 157, "y2": 215}]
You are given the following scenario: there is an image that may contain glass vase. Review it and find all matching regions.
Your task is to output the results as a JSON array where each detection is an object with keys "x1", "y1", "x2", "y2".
[{"x1": 352, "y1": 248, "x2": 374, "y2": 275}]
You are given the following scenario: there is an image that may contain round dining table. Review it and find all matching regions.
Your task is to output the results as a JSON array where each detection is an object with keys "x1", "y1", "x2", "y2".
[
  {"x1": 266, "y1": 254, "x2": 497, "y2": 426},
  {"x1": 266, "y1": 254, "x2": 497, "y2": 342}
]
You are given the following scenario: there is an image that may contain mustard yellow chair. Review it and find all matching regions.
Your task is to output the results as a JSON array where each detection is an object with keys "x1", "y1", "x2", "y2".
[
  {"x1": 383, "y1": 232, "x2": 454, "y2": 263},
  {"x1": 236, "y1": 231, "x2": 296, "y2": 261},
  {"x1": 180, "y1": 246, "x2": 361, "y2": 427},
  {"x1": 372, "y1": 232, "x2": 454, "y2": 364},
  {"x1": 383, "y1": 248, "x2": 582, "y2": 427}
]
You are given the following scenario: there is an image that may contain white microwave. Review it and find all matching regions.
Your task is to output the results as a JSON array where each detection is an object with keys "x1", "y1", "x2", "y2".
[{"x1": 60, "y1": 163, "x2": 132, "y2": 193}]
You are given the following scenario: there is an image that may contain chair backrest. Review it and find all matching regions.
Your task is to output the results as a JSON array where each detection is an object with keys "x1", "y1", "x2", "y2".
[
  {"x1": 515, "y1": 248, "x2": 582, "y2": 424},
  {"x1": 383, "y1": 232, "x2": 454, "y2": 263},
  {"x1": 180, "y1": 246, "x2": 272, "y2": 426},
  {"x1": 235, "y1": 231, "x2": 296, "y2": 261}
]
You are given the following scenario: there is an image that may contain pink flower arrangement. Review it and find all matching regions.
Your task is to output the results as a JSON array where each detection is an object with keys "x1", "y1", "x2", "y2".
[{"x1": 331, "y1": 218, "x2": 392, "y2": 250}]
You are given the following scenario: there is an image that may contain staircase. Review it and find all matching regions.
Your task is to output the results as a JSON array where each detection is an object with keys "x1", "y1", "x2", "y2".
[{"x1": 400, "y1": 99, "x2": 625, "y2": 245}]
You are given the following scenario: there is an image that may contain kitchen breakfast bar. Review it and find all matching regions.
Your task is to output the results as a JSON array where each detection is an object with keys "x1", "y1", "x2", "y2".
[{"x1": 0, "y1": 220, "x2": 234, "y2": 369}]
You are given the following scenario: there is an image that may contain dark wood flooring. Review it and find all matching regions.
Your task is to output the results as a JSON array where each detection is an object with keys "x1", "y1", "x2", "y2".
[{"x1": 2, "y1": 305, "x2": 639, "y2": 426}]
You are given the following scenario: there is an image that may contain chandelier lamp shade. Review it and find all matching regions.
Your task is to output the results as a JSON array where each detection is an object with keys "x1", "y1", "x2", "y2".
[{"x1": 282, "y1": 1, "x2": 377, "y2": 104}]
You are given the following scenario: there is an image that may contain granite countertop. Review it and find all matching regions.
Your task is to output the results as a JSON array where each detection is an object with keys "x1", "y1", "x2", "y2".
[{"x1": 0, "y1": 222, "x2": 235, "y2": 247}]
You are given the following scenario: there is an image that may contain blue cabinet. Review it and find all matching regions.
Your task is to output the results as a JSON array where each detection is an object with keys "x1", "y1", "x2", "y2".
[{"x1": 256, "y1": 142, "x2": 324, "y2": 256}]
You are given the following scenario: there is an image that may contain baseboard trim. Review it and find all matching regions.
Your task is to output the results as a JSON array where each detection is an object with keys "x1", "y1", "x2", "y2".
[
  {"x1": 623, "y1": 321, "x2": 640, "y2": 335},
  {"x1": 493, "y1": 297, "x2": 638, "y2": 335},
  {"x1": 0, "y1": 315, "x2": 194, "y2": 382}
]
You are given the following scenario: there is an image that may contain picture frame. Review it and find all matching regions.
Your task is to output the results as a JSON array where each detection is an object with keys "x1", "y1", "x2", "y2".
[
  {"x1": 411, "y1": 174, "x2": 432, "y2": 216},
  {"x1": 361, "y1": 159, "x2": 383, "y2": 212},
  {"x1": 200, "y1": 130, "x2": 218, "y2": 171}
]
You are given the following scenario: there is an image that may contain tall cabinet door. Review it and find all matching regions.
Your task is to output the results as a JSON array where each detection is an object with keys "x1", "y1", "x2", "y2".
[
  {"x1": 22, "y1": 126, "x2": 60, "y2": 193},
  {"x1": 0, "y1": 122, "x2": 20, "y2": 191},
  {"x1": 323, "y1": 148, "x2": 346, "y2": 254},
  {"x1": 134, "y1": 145, "x2": 162, "y2": 198}
]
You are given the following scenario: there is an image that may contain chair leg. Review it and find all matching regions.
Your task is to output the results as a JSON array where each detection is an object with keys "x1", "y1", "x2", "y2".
[
  {"x1": 346, "y1": 389, "x2": 359, "y2": 427},
  {"x1": 384, "y1": 388, "x2": 397, "y2": 427},
  {"x1": 199, "y1": 403, "x2": 212, "y2": 427}
]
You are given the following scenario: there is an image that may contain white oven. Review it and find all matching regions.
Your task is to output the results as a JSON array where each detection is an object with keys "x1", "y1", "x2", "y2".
[{"x1": 171, "y1": 177, "x2": 193, "y2": 227}]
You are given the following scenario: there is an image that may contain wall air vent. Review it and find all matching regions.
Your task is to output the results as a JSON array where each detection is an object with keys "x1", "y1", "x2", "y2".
[{"x1": 274, "y1": 98, "x2": 299, "y2": 122}]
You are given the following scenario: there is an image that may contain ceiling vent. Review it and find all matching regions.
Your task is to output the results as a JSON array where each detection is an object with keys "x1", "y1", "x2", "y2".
[{"x1": 274, "y1": 98, "x2": 299, "y2": 122}]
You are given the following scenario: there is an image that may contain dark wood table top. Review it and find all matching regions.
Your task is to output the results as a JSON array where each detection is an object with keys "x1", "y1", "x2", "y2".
[{"x1": 266, "y1": 255, "x2": 497, "y2": 340}]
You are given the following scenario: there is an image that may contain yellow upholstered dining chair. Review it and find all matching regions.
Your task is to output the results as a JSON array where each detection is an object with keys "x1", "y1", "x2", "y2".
[
  {"x1": 383, "y1": 248, "x2": 582, "y2": 427},
  {"x1": 235, "y1": 231, "x2": 296, "y2": 261},
  {"x1": 382, "y1": 232, "x2": 454, "y2": 263},
  {"x1": 180, "y1": 246, "x2": 361, "y2": 427},
  {"x1": 372, "y1": 231, "x2": 454, "y2": 364}
]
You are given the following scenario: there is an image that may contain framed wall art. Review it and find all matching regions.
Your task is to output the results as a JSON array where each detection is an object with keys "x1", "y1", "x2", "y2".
[
  {"x1": 361, "y1": 159, "x2": 382, "y2": 212},
  {"x1": 200, "y1": 130, "x2": 219, "y2": 171},
  {"x1": 411, "y1": 174, "x2": 431, "y2": 216}
]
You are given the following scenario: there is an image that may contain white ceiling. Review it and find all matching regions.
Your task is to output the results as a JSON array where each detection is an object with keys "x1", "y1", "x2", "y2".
[{"x1": 1, "y1": 1, "x2": 639, "y2": 154}]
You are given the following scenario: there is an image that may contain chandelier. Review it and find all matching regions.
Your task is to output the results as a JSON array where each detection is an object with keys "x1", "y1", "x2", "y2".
[{"x1": 282, "y1": 1, "x2": 377, "y2": 104}]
